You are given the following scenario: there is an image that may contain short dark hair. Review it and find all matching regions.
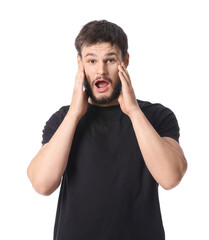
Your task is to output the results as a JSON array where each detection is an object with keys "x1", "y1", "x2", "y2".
[{"x1": 75, "y1": 20, "x2": 128, "y2": 59}]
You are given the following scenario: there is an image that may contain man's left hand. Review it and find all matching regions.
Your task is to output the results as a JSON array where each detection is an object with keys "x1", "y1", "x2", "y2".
[{"x1": 118, "y1": 62, "x2": 140, "y2": 118}]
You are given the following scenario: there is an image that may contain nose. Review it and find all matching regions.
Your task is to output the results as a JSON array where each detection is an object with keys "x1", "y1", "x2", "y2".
[{"x1": 97, "y1": 61, "x2": 107, "y2": 75}]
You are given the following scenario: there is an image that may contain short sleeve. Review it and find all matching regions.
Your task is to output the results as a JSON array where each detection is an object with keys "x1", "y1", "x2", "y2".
[
  {"x1": 41, "y1": 106, "x2": 69, "y2": 145},
  {"x1": 155, "y1": 105, "x2": 180, "y2": 143}
]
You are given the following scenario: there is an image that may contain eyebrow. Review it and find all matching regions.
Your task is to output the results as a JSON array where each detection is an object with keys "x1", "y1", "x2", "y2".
[
  {"x1": 105, "y1": 52, "x2": 119, "y2": 57},
  {"x1": 84, "y1": 52, "x2": 119, "y2": 58}
]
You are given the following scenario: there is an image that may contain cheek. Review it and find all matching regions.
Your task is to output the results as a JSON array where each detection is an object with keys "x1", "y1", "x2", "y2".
[
  {"x1": 110, "y1": 66, "x2": 120, "y2": 80},
  {"x1": 82, "y1": 66, "x2": 90, "y2": 81},
  {"x1": 83, "y1": 65, "x2": 94, "y2": 79}
]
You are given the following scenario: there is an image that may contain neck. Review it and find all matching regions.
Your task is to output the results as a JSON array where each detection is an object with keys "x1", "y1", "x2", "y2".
[{"x1": 88, "y1": 98, "x2": 119, "y2": 107}]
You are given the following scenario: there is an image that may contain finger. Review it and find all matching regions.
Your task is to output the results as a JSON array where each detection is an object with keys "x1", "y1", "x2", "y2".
[
  {"x1": 117, "y1": 92, "x2": 123, "y2": 104},
  {"x1": 119, "y1": 63, "x2": 130, "y2": 80},
  {"x1": 118, "y1": 65, "x2": 131, "y2": 85},
  {"x1": 118, "y1": 70, "x2": 129, "y2": 88},
  {"x1": 77, "y1": 71, "x2": 85, "y2": 91},
  {"x1": 121, "y1": 62, "x2": 132, "y2": 83},
  {"x1": 75, "y1": 64, "x2": 84, "y2": 89}
]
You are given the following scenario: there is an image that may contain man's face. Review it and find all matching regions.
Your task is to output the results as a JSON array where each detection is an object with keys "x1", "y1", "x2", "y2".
[{"x1": 80, "y1": 42, "x2": 126, "y2": 106}]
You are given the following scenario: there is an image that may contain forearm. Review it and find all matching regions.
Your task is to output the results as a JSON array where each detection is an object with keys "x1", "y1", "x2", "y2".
[
  {"x1": 27, "y1": 110, "x2": 80, "y2": 195},
  {"x1": 129, "y1": 109, "x2": 187, "y2": 190}
]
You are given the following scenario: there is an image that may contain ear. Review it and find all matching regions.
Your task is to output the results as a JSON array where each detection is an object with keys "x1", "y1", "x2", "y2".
[
  {"x1": 77, "y1": 55, "x2": 82, "y2": 66},
  {"x1": 123, "y1": 53, "x2": 129, "y2": 68}
]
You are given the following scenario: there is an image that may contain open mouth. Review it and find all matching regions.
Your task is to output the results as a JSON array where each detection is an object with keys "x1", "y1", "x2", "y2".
[
  {"x1": 95, "y1": 79, "x2": 110, "y2": 92},
  {"x1": 95, "y1": 79, "x2": 109, "y2": 88}
]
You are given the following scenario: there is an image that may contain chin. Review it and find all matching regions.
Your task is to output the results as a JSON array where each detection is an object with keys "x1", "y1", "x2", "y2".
[
  {"x1": 85, "y1": 77, "x2": 121, "y2": 105},
  {"x1": 91, "y1": 92, "x2": 119, "y2": 105}
]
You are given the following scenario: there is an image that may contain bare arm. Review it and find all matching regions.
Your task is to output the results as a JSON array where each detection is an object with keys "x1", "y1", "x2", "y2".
[
  {"x1": 27, "y1": 63, "x2": 88, "y2": 196},
  {"x1": 129, "y1": 110, "x2": 187, "y2": 190},
  {"x1": 118, "y1": 62, "x2": 187, "y2": 190}
]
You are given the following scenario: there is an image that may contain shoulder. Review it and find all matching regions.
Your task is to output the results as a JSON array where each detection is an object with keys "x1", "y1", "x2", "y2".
[
  {"x1": 51, "y1": 105, "x2": 70, "y2": 121},
  {"x1": 136, "y1": 99, "x2": 179, "y2": 128},
  {"x1": 57, "y1": 105, "x2": 70, "y2": 117},
  {"x1": 136, "y1": 99, "x2": 180, "y2": 141},
  {"x1": 136, "y1": 99, "x2": 173, "y2": 116},
  {"x1": 44, "y1": 105, "x2": 70, "y2": 128},
  {"x1": 41, "y1": 105, "x2": 70, "y2": 145}
]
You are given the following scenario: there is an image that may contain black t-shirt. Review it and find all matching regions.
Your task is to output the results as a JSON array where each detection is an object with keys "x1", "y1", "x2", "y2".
[{"x1": 42, "y1": 99, "x2": 180, "y2": 240}]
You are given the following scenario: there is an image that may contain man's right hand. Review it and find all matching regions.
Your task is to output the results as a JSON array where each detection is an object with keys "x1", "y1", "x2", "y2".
[
  {"x1": 27, "y1": 62, "x2": 89, "y2": 196},
  {"x1": 68, "y1": 62, "x2": 89, "y2": 120}
]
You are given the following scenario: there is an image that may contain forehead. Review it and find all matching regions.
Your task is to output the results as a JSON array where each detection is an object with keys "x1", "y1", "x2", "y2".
[{"x1": 81, "y1": 42, "x2": 122, "y2": 58}]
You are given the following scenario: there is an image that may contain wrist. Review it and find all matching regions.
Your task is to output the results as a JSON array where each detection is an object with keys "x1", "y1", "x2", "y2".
[
  {"x1": 128, "y1": 107, "x2": 143, "y2": 121},
  {"x1": 66, "y1": 109, "x2": 81, "y2": 123}
]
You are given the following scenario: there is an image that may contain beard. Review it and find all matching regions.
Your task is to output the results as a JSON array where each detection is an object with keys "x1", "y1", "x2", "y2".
[{"x1": 84, "y1": 76, "x2": 122, "y2": 105}]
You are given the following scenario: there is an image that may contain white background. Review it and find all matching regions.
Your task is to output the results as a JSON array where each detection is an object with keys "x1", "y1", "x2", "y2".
[{"x1": 0, "y1": 0, "x2": 209, "y2": 239}]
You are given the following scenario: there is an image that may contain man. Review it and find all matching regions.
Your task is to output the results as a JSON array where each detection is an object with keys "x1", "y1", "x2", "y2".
[{"x1": 27, "y1": 20, "x2": 187, "y2": 240}]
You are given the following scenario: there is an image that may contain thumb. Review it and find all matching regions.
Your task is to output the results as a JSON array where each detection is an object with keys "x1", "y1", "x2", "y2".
[
  {"x1": 117, "y1": 92, "x2": 123, "y2": 104},
  {"x1": 84, "y1": 89, "x2": 89, "y2": 101}
]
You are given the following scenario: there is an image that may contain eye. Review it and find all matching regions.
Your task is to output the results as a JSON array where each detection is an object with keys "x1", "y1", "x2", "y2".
[
  {"x1": 107, "y1": 58, "x2": 115, "y2": 63},
  {"x1": 88, "y1": 59, "x2": 96, "y2": 64},
  {"x1": 107, "y1": 59, "x2": 116, "y2": 63}
]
